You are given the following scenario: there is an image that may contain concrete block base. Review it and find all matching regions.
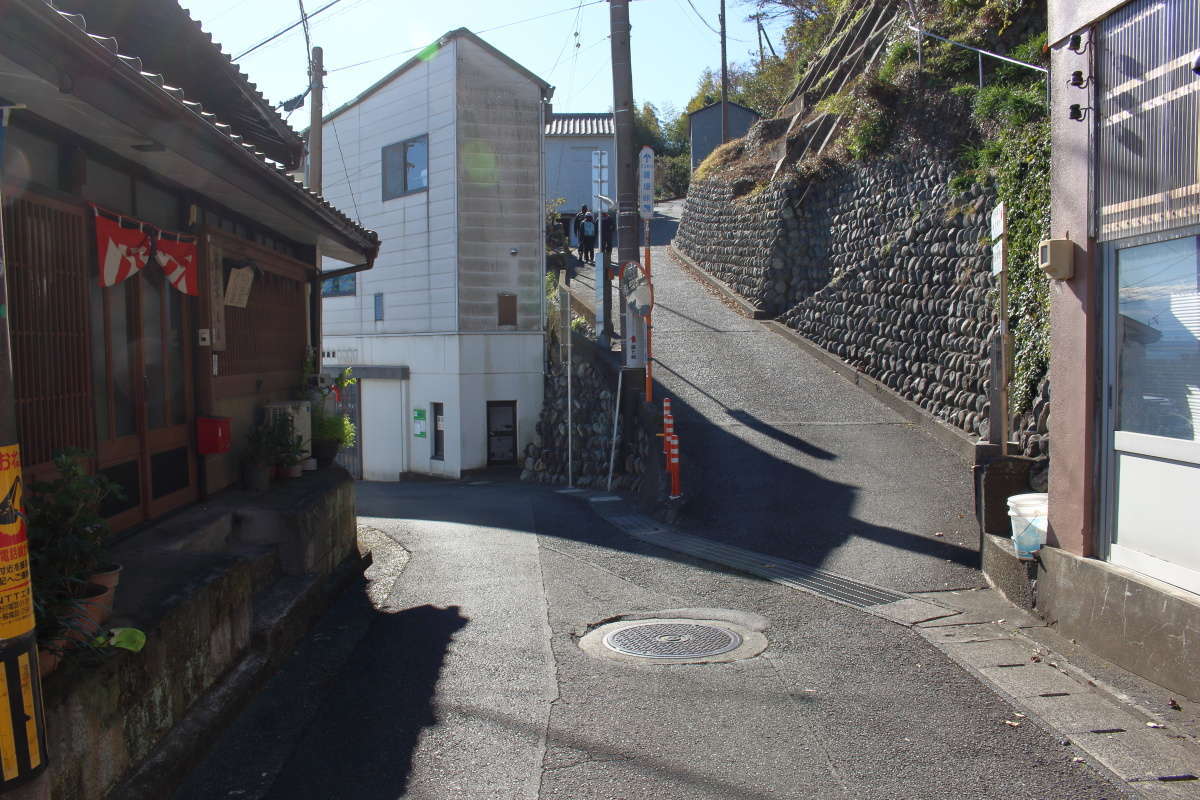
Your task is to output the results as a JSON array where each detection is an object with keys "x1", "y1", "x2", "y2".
[
  {"x1": 980, "y1": 534, "x2": 1037, "y2": 610},
  {"x1": 1037, "y1": 546, "x2": 1200, "y2": 700}
]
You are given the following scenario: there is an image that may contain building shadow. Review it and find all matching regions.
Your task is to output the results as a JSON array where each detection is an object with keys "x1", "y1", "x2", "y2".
[{"x1": 263, "y1": 604, "x2": 469, "y2": 800}]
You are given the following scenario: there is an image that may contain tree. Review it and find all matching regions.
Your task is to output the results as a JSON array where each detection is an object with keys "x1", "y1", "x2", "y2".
[{"x1": 633, "y1": 101, "x2": 665, "y2": 152}]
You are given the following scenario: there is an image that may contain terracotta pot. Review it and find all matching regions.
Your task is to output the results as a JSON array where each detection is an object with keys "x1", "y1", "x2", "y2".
[
  {"x1": 285, "y1": 464, "x2": 303, "y2": 479},
  {"x1": 64, "y1": 583, "x2": 110, "y2": 644},
  {"x1": 88, "y1": 564, "x2": 121, "y2": 623},
  {"x1": 311, "y1": 438, "x2": 339, "y2": 468},
  {"x1": 37, "y1": 644, "x2": 62, "y2": 677}
]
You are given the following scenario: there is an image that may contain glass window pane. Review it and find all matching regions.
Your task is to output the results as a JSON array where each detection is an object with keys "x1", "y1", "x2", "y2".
[
  {"x1": 3, "y1": 126, "x2": 60, "y2": 190},
  {"x1": 405, "y1": 137, "x2": 428, "y2": 192},
  {"x1": 321, "y1": 274, "x2": 356, "y2": 297},
  {"x1": 1116, "y1": 236, "x2": 1200, "y2": 440},
  {"x1": 142, "y1": 268, "x2": 166, "y2": 430},
  {"x1": 382, "y1": 143, "x2": 404, "y2": 200},
  {"x1": 110, "y1": 282, "x2": 137, "y2": 437}
]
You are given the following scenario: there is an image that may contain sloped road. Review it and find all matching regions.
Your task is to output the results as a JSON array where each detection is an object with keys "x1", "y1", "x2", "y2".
[{"x1": 648, "y1": 199, "x2": 982, "y2": 593}]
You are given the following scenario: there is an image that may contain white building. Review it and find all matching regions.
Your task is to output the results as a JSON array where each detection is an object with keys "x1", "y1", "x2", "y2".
[
  {"x1": 318, "y1": 29, "x2": 552, "y2": 480},
  {"x1": 544, "y1": 112, "x2": 615, "y2": 240}
]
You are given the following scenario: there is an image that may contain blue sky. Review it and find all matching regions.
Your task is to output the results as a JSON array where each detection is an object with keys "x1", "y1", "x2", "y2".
[{"x1": 178, "y1": 0, "x2": 791, "y2": 125}]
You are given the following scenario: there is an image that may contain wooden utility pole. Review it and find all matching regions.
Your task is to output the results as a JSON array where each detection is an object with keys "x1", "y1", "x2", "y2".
[
  {"x1": 719, "y1": 0, "x2": 729, "y2": 143},
  {"x1": 610, "y1": 0, "x2": 637, "y2": 340},
  {"x1": 308, "y1": 46, "x2": 324, "y2": 194}
]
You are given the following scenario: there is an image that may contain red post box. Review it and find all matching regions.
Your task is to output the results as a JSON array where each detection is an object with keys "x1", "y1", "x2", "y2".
[{"x1": 196, "y1": 416, "x2": 232, "y2": 454}]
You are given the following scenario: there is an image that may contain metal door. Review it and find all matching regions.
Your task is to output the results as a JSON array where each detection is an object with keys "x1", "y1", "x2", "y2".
[{"x1": 486, "y1": 401, "x2": 516, "y2": 465}]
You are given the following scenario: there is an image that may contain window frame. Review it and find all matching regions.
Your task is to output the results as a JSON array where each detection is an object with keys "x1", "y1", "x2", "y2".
[
  {"x1": 381, "y1": 135, "x2": 429, "y2": 200},
  {"x1": 321, "y1": 273, "x2": 357, "y2": 298}
]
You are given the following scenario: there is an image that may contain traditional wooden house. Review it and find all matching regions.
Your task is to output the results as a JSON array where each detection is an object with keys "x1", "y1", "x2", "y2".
[{"x1": 0, "y1": 0, "x2": 379, "y2": 531}]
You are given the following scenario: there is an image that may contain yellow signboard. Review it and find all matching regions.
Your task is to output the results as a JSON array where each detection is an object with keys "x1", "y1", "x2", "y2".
[{"x1": 0, "y1": 445, "x2": 34, "y2": 640}]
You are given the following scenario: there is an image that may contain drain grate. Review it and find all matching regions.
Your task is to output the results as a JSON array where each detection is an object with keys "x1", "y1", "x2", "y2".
[{"x1": 603, "y1": 622, "x2": 742, "y2": 659}]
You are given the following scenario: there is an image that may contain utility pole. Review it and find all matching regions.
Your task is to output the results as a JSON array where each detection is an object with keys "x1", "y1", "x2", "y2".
[
  {"x1": 0, "y1": 104, "x2": 50, "y2": 797},
  {"x1": 308, "y1": 46, "x2": 324, "y2": 194},
  {"x1": 609, "y1": 0, "x2": 637, "y2": 344},
  {"x1": 754, "y1": 13, "x2": 764, "y2": 67},
  {"x1": 719, "y1": 0, "x2": 729, "y2": 144}
]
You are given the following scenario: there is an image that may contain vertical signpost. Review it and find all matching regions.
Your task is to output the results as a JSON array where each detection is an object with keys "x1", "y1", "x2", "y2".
[
  {"x1": 591, "y1": 150, "x2": 610, "y2": 347},
  {"x1": 636, "y1": 147, "x2": 655, "y2": 397},
  {"x1": 990, "y1": 202, "x2": 1009, "y2": 455},
  {"x1": 0, "y1": 104, "x2": 49, "y2": 792}
]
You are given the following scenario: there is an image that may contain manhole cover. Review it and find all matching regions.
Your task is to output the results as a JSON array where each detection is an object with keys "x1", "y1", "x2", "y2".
[{"x1": 602, "y1": 622, "x2": 742, "y2": 659}]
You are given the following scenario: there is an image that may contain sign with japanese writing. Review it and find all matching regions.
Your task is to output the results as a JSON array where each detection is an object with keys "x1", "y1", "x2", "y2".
[
  {"x1": 414, "y1": 408, "x2": 427, "y2": 438},
  {"x1": 0, "y1": 445, "x2": 34, "y2": 640},
  {"x1": 224, "y1": 266, "x2": 255, "y2": 308},
  {"x1": 639, "y1": 146, "x2": 655, "y2": 219},
  {"x1": 991, "y1": 202, "x2": 1007, "y2": 276}
]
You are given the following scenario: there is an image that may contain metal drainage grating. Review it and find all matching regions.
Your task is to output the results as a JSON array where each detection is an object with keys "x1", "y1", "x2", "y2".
[{"x1": 603, "y1": 622, "x2": 742, "y2": 659}]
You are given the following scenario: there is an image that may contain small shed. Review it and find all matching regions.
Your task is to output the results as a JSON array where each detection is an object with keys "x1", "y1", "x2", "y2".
[
  {"x1": 688, "y1": 102, "x2": 762, "y2": 171},
  {"x1": 545, "y1": 112, "x2": 616, "y2": 221}
]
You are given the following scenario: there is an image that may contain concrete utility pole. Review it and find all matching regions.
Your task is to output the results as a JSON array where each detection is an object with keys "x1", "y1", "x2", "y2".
[
  {"x1": 609, "y1": 0, "x2": 638, "y2": 302},
  {"x1": 719, "y1": 0, "x2": 729, "y2": 144},
  {"x1": 308, "y1": 46, "x2": 324, "y2": 194}
]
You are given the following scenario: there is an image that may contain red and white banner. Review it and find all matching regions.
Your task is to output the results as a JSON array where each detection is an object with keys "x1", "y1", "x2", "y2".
[
  {"x1": 155, "y1": 230, "x2": 199, "y2": 296},
  {"x1": 94, "y1": 209, "x2": 152, "y2": 288},
  {"x1": 91, "y1": 206, "x2": 199, "y2": 296}
]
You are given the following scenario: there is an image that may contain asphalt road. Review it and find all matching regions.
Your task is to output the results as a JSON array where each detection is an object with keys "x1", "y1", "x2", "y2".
[
  {"x1": 647, "y1": 199, "x2": 983, "y2": 593},
  {"x1": 173, "y1": 480, "x2": 1131, "y2": 800}
]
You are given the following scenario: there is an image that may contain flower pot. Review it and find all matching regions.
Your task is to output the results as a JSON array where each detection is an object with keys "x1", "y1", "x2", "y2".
[
  {"x1": 64, "y1": 582, "x2": 110, "y2": 644},
  {"x1": 243, "y1": 461, "x2": 272, "y2": 492},
  {"x1": 37, "y1": 642, "x2": 64, "y2": 677},
  {"x1": 88, "y1": 564, "x2": 122, "y2": 623},
  {"x1": 311, "y1": 438, "x2": 340, "y2": 468},
  {"x1": 285, "y1": 464, "x2": 303, "y2": 479}
]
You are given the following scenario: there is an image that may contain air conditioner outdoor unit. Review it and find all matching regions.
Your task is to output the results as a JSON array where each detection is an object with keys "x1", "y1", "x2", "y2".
[{"x1": 264, "y1": 400, "x2": 311, "y2": 459}]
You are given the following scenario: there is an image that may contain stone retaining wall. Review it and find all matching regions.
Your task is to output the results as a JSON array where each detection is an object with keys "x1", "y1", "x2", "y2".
[{"x1": 674, "y1": 144, "x2": 1050, "y2": 457}]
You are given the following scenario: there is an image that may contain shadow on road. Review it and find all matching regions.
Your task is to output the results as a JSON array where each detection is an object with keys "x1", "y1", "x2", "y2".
[
  {"x1": 264, "y1": 604, "x2": 469, "y2": 800},
  {"x1": 724, "y1": 408, "x2": 837, "y2": 461}
]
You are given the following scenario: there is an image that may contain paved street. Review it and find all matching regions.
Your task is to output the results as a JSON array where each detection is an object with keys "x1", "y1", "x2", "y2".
[
  {"x1": 646, "y1": 200, "x2": 982, "y2": 593},
  {"x1": 174, "y1": 480, "x2": 1131, "y2": 800}
]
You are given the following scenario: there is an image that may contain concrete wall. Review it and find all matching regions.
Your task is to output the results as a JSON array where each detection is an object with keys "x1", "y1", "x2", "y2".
[
  {"x1": 689, "y1": 104, "x2": 760, "y2": 171},
  {"x1": 320, "y1": 40, "x2": 459, "y2": 336},
  {"x1": 455, "y1": 36, "x2": 545, "y2": 334},
  {"x1": 1046, "y1": 30, "x2": 1100, "y2": 558},
  {"x1": 457, "y1": 332, "x2": 544, "y2": 471},
  {"x1": 545, "y1": 134, "x2": 617, "y2": 223}
]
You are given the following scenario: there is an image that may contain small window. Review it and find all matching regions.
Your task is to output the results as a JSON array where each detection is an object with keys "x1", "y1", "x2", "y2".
[
  {"x1": 321, "y1": 274, "x2": 356, "y2": 297},
  {"x1": 382, "y1": 135, "x2": 428, "y2": 200},
  {"x1": 431, "y1": 403, "x2": 445, "y2": 460},
  {"x1": 374, "y1": 293, "x2": 384, "y2": 321},
  {"x1": 498, "y1": 293, "x2": 517, "y2": 327}
]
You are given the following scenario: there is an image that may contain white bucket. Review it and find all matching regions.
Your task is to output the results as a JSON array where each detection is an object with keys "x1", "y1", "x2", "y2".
[{"x1": 1007, "y1": 492, "x2": 1048, "y2": 559}]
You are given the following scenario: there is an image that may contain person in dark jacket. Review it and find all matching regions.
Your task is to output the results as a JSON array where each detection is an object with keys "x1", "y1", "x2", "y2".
[
  {"x1": 577, "y1": 213, "x2": 597, "y2": 264},
  {"x1": 572, "y1": 205, "x2": 589, "y2": 261},
  {"x1": 600, "y1": 212, "x2": 615, "y2": 265}
]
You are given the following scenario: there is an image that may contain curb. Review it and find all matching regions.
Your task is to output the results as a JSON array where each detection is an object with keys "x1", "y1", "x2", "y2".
[{"x1": 666, "y1": 245, "x2": 770, "y2": 320}]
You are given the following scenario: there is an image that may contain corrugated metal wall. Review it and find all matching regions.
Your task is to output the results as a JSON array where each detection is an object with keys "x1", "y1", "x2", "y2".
[{"x1": 1098, "y1": 0, "x2": 1200, "y2": 240}]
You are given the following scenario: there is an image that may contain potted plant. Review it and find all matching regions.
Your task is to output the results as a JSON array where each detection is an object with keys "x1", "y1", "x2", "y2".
[
  {"x1": 25, "y1": 450, "x2": 122, "y2": 673},
  {"x1": 242, "y1": 422, "x2": 275, "y2": 491},
  {"x1": 270, "y1": 414, "x2": 306, "y2": 479},
  {"x1": 310, "y1": 406, "x2": 356, "y2": 468}
]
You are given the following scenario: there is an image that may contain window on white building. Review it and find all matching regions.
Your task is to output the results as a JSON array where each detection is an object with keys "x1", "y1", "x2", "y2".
[{"x1": 382, "y1": 135, "x2": 428, "y2": 199}]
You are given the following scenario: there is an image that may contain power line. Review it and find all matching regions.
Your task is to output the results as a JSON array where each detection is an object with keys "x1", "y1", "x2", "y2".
[
  {"x1": 327, "y1": 0, "x2": 607, "y2": 74},
  {"x1": 330, "y1": 120, "x2": 361, "y2": 223},
  {"x1": 683, "y1": 0, "x2": 721, "y2": 35},
  {"x1": 233, "y1": 0, "x2": 346, "y2": 61}
]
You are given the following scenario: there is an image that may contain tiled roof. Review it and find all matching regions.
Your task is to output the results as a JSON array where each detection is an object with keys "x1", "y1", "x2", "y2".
[
  {"x1": 52, "y1": 0, "x2": 305, "y2": 168},
  {"x1": 38, "y1": 1, "x2": 377, "y2": 252},
  {"x1": 545, "y1": 113, "x2": 614, "y2": 137}
]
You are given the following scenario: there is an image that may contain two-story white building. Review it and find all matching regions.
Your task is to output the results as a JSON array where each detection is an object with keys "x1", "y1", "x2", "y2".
[{"x1": 318, "y1": 29, "x2": 551, "y2": 480}]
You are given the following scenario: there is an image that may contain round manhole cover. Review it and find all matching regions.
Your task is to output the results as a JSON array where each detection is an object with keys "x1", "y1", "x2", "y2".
[{"x1": 602, "y1": 622, "x2": 742, "y2": 659}]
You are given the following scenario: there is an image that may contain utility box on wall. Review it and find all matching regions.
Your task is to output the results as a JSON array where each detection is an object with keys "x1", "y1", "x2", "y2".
[{"x1": 196, "y1": 416, "x2": 232, "y2": 454}]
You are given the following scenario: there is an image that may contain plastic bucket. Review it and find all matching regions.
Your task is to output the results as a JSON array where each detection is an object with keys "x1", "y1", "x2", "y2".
[{"x1": 1007, "y1": 493, "x2": 1048, "y2": 559}]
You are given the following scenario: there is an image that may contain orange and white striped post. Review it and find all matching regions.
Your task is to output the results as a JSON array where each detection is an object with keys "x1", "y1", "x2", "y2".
[
  {"x1": 662, "y1": 398, "x2": 673, "y2": 456},
  {"x1": 668, "y1": 434, "x2": 681, "y2": 499}
]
